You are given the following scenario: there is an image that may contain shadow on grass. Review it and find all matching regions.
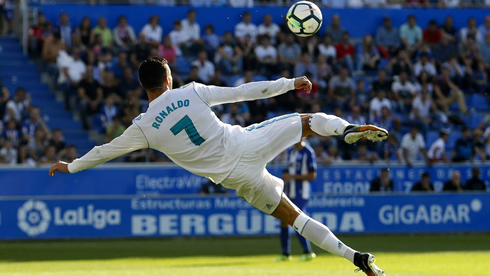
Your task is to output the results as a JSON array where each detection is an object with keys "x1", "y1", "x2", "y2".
[{"x1": 0, "y1": 234, "x2": 489, "y2": 263}]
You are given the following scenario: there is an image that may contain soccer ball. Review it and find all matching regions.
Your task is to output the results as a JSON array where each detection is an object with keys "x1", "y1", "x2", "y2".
[{"x1": 286, "y1": 1, "x2": 323, "y2": 37}]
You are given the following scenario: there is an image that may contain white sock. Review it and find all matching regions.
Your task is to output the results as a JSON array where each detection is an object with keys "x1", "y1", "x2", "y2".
[
  {"x1": 309, "y1": 113, "x2": 351, "y2": 136},
  {"x1": 293, "y1": 213, "x2": 357, "y2": 264}
]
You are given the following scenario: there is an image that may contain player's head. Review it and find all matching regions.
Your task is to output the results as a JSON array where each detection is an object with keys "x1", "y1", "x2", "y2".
[{"x1": 138, "y1": 57, "x2": 172, "y2": 92}]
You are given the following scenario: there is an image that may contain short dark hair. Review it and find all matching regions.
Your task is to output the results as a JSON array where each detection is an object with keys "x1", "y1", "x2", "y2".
[
  {"x1": 138, "y1": 57, "x2": 168, "y2": 92},
  {"x1": 422, "y1": 172, "x2": 430, "y2": 178}
]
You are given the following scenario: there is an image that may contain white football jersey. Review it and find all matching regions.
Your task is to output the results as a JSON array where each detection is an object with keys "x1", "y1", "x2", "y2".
[{"x1": 68, "y1": 78, "x2": 295, "y2": 183}]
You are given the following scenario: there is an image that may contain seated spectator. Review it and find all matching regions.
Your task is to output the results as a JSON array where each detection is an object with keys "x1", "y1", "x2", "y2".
[
  {"x1": 434, "y1": 37, "x2": 458, "y2": 66},
  {"x1": 325, "y1": 15, "x2": 345, "y2": 44},
  {"x1": 471, "y1": 62, "x2": 487, "y2": 94},
  {"x1": 186, "y1": 66, "x2": 205, "y2": 83},
  {"x1": 233, "y1": 70, "x2": 253, "y2": 87},
  {"x1": 392, "y1": 71, "x2": 416, "y2": 112},
  {"x1": 140, "y1": 15, "x2": 163, "y2": 46},
  {"x1": 356, "y1": 34, "x2": 380, "y2": 73},
  {"x1": 346, "y1": 106, "x2": 366, "y2": 126},
  {"x1": 433, "y1": 67, "x2": 467, "y2": 114},
  {"x1": 220, "y1": 103, "x2": 246, "y2": 126},
  {"x1": 423, "y1": 20, "x2": 442, "y2": 48},
  {"x1": 237, "y1": 34, "x2": 256, "y2": 72},
  {"x1": 27, "y1": 127, "x2": 49, "y2": 160},
  {"x1": 353, "y1": 143, "x2": 378, "y2": 163},
  {"x1": 100, "y1": 71, "x2": 121, "y2": 99},
  {"x1": 411, "y1": 88, "x2": 439, "y2": 132},
  {"x1": 234, "y1": 11, "x2": 257, "y2": 43},
  {"x1": 4, "y1": 87, "x2": 30, "y2": 123},
  {"x1": 440, "y1": 16, "x2": 457, "y2": 44},
  {"x1": 401, "y1": 126, "x2": 428, "y2": 166},
  {"x1": 353, "y1": 79, "x2": 370, "y2": 113},
  {"x1": 56, "y1": 12, "x2": 74, "y2": 49},
  {"x1": 203, "y1": 24, "x2": 220, "y2": 56},
  {"x1": 181, "y1": 9, "x2": 203, "y2": 52},
  {"x1": 317, "y1": 35, "x2": 337, "y2": 64},
  {"x1": 412, "y1": 172, "x2": 434, "y2": 192},
  {"x1": 0, "y1": 139, "x2": 17, "y2": 165},
  {"x1": 369, "y1": 90, "x2": 391, "y2": 121},
  {"x1": 22, "y1": 106, "x2": 50, "y2": 144},
  {"x1": 78, "y1": 66, "x2": 103, "y2": 129},
  {"x1": 473, "y1": 128, "x2": 487, "y2": 162},
  {"x1": 42, "y1": 31, "x2": 66, "y2": 81},
  {"x1": 278, "y1": 34, "x2": 301, "y2": 73},
  {"x1": 29, "y1": 13, "x2": 48, "y2": 56},
  {"x1": 258, "y1": 14, "x2": 280, "y2": 44},
  {"x1": 208, "y1": 70, "x2": 227, "y2": 86},
  {"x1": 191, "y1": 51, "x2": 215, "y2": 84},
  {"x1": 335, "y1": 31, "x2": 355, "y2": 73},
  {"x1": 61, "y1": 145, "x2": 78, "y2": 163},
  {"x1": 373, "y1": 107, "x2": 393, "y2": 132},
  {"x1": 414, "y1": 53, "x2": 437, "y2": 77},
  {"x1": 414, "y1": 71, "x2": 433, "y2": 95},
  {"x1": 295, "y1": 52, "x2": 317, "y2": 81},
  {"x1": 464, "y1": 167, "x2": 486, "y2": 191},
  {"x1": 40, "y1": 145, "x2": 58, "y2": 165},
  {"x1": 168, "y1": 20, "x2": 188, "y2": 52},
  {"x1": 371, "y1": 69, "x2": 392, "y2": 96},
  {"x1": 370, "y1": 168, "x2": 394, "y2": 192},
  {"x1": 427, "y1": 130, "x2": 449, "y2": 163},
  {"x1": 460, "y1": 17, "x2": 483, "y2": 43},
  {"x1": 111, "y1": 51, "x2": 129, "y2": 79},
  {"x1": 57, "y1": 48, "x2": 86, "y2": 110},
  {"x1": 99, "y1": 94, "x2": 119, "y2": 131},
  {"x1": 3, "y1": 120, "x2": 20, "y2": 147},
  {"x1": 216, "y1": 31, "x2": 243, "y2": 75},
  {"x1": 441, "y1": 56, "x2": 464, "y2": 84},
  {"x1": 105, "y1": 116, "x2": 125, "y2": 143},
  {"x1": 120, "y1": 67, "x2": 140, "y2": 98},
  {"x1": 316, "y1": 54, "x2": 333, "y2": 89},
  {"x1": 443, "y1": 171, "x2": 464, "y2": 192},
  {"x1": 400, "y1": 15, "x2": 423, "y2": 54},
  {"x1": 388, "y1": 50, "x2": 414, "y2": 77},
  {"x1": 74, "y1": 16, "x2": 92, "y2": 50},
  {"x1": 328, "y1": 67, "x2": 355, "y2": 110},
  {"x1": 375, "y1": 17, "x2": 400, "y2": 58},
  {"x1": 49, "y1": 128, "x2": 66, "y2": 153},
  {"x1": 92, "y1": 17, "x2": 113, "y2": 48},
  {"x1": 384, "y1": 135, "x2": 401, "y2": 163},
  {"x1": 158, "y1": 36, "x2": 180, "y2": 68},
  {"x1": 452, "y1": 126, "x2": 474, "y2": 162},
  {"x1": 113, "y1": 15, "x2": 136, "y2": 51}
]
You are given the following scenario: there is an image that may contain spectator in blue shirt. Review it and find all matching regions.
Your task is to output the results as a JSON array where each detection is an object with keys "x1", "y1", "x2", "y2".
[
  {"x1": 400, "y1": 15, "x2": 423, "y2": 55},
  {"x1": 375, "y1": 17, "x2": 400, "y2": 58},
  {"x1": 277, "y1": 138, "x2": 317, "y2": 262},
  {"x1": 56, "y1": 12, "x2": 74, "y2": 49},
  {"x1": 452, "y1": 126, "x2": 475, "y2": 162}
]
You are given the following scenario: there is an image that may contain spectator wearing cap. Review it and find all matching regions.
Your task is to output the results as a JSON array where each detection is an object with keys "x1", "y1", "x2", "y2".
[
  {"x1": 375, "y1": 17, "x2": 400, "y2": 58},
  {"x1": 92, "y1": 17, "x2": 113, "y2": 48},
  {"x1": 258, "y1": 14, "x2": 280, "y2": 44},
  {"x1": 140, "y1": 15, "x2": 163, "y2": 46},
  {"x1": 234, "y1": 11, "x2": 257, "y2": 43},
  {"x1": 401, "y1": 126, "x2": 428, "y2": 167},
  {"x1": 370, "y1": 168, "x2": 394, "y2": 193},
  {"x1": 423, "y1": 20, "x2": 442, "y2": 48},
  {"x1": 325, "y1": 15, "x2": 345, "y2": 44},
  {"x1": 412, "y1": 172, "x2": 434, "y2": 192},
  {"x1": 464, "y1": 167, "x2": 487, "y2": 191},
  {"x1": 400, "y1": 14, "x2": 423, "y2": 54},
  {"x1": 427, "y1": 130, "x2": 449, "y2": 164},
  {"x1": 113, "y1": 16, "x2": 136, "y2": 51},
  {"x1": 443, "y1": 171, "x2": 464, "y2": 192}
]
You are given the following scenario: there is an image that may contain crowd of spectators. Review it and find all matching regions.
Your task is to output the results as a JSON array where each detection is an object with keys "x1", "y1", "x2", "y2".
[{"x1": 2, "y1": 6, "x2": 490, "y2": 167}]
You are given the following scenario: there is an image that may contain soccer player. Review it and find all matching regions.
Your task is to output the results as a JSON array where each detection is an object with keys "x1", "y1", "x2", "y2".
[
  {"x1": 277, "y1": 138, "x2": 317, "y2": 262},
  {"x1": 50, "y1": 57, "x2": 387, "y2": 276}
]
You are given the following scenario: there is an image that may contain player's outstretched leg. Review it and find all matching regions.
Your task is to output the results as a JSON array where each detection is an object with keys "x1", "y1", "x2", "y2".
[
  {"x1": 301, "y1": 113, "x2": 388, "y2": 143},
  {"x1": 271, "y1": 194, "x2": 386, "y2": 276}
]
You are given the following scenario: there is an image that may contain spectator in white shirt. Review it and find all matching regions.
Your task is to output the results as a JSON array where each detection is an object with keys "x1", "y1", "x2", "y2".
[
  {"x1": 169, "y1": 20, "x2": 189, "y2": 50},
  {"x1": 410, "y1": 88, "x2": 438, "y2": 134},
  {"x1": 369, "y1": 90, "x2": 392, "y2": 121},
  {"x1": 191, "y1": 51, "x2": 215, "y2": 83},
  {"x1": 401, "y1": 127, "x2": 428, "y2": 166},
  {"x1": 427, "y1": 130, "x2": 449, "y2": 164},
  {"x1": 392, "y1": 71, "x2": 416, "y2": 112},
  {"x1": 234, "y1": 11, "x2": 257, "y2": 43},
  {"x1": 0, "y1": 139, "x2": 17, "y2": 165},
  {"x1": 317, "y1": 35, "x2": 337, "y2": 63},
  {"x1": 478, "y1": 16, "x2": 490, "y2": 39},
  {"x1": 439, "y1": 0, "x2": 460, "y2": 8},
  {"x1": 181, "y1": 9, "x2": 202, "y2": 48},
  {"x1": 140, "y1": 15, "x2": 163, "y2": 46},
  {"x1": 414, "y1": 53, "x2": 437, "y2": 77},
  {"x1": 229, "y1": 0, "x2": 253, "y2": 7},
  {"x1": 460, "y1": 17, "x2": 483, "y2": 43},
  {"x1": 57, "y1": 48, "x2": 86, "y2": 111},
  {"x1": 258, "y1": 14, "x2": 280, "y2": 44},
  {"x1": 113, "y1": 15, "x2": 136, "y2": 51},
  {"x1": 255, "y1": 35, "x2": 277, "y2": 77},
  {"x1": 4, "y1": 87, "x2": 30, "y2": 123}
]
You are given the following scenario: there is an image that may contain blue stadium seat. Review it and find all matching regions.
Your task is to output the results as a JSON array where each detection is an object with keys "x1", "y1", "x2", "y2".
[
  {"x1": 253, "y1": 75, "x2": 267, "y2": 82},
  {"x1": 176, "y1": 57, "x2": 191, "y2": 75},
  {"x1": 229, "y1": 75, "x2": 242, "y2": 87},
  {"x1": 466, "y1": 112, "x2": 485, "y2": 129},
  {"x1": 468, "y1": 94, "x2": 490, "y2": 111},
  {"x1": 426, "y1": 131, "x2": 439, "y2": 149},
  {"x1": 447, "y1": 131, "x2": 462, "y2": 149}
]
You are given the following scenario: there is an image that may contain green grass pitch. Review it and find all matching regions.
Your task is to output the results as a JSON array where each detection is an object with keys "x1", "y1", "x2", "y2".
[{"x1": 0, "y1": 234, "x2": 488, "y2": 276}]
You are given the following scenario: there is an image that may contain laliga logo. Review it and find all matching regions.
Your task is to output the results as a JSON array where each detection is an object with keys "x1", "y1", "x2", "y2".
[{"x1": 17, "y1": 200, "x2": 51, "y2": 237}]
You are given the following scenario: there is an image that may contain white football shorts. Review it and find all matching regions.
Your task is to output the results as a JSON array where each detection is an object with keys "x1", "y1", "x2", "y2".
[{"x1": 221, "y1": 113, "x2": 302, "y2": 214}]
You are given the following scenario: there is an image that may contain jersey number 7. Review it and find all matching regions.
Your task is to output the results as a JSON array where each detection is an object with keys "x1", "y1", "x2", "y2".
[{"x1": 170, "y1": 115, "x2": 206, "y2": 146}]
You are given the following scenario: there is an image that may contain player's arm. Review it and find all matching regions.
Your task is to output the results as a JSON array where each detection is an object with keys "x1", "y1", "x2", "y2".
[
  {"x1": 49, "y1": 124, "x2": 147, "y2": 176},
  {"x1": 195, "y1": 76, "x2": 311, "y2": 107}
]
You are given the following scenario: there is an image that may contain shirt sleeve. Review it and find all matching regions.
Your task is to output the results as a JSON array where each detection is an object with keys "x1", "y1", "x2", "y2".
[
  {"x1": 67, "y1": 123, "x2": 148, "y2": 173},
  {"x1": 193, "y1": 78, "x2": 295, "y2": 107}
]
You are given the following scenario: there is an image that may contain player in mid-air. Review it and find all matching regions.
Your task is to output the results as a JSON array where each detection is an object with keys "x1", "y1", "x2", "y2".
[{"x1": 50, "y1": 57, "x2": 388, "y2": 276}]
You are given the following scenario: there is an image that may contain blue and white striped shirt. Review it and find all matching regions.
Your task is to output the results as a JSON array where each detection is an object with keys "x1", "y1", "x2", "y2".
[{"x1": 284, "y1": 144, "x2": 317, "y2": 201}]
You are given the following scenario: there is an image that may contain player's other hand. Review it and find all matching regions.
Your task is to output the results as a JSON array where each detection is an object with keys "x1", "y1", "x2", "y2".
[
  {"x1": 49, "y1": 161, "x2": 70, "y2": 176},
  {"x1": 294, "y1": 76, "x2": 312, "y2": 93}
]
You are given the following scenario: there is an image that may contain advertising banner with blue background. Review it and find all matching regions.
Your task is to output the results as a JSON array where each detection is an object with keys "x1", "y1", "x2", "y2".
[
  {"x1": 1, "y1": 165, "x2": 488, "y2": 196},
  {"x1": 0, "y1": 194, "x2": 488, "y2": 240}
]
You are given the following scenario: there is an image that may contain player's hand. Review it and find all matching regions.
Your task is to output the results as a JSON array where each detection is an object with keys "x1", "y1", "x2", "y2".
[
  {"x1": 49, "y1": 161, "x2": 70, "y2": 176},
  {"x1": 294, "y1": 76, "x2": 312, "y2": 93}
]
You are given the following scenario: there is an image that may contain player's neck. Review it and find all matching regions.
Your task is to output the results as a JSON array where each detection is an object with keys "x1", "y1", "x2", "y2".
[{"x1": 147, "y1": 88, "x2": 167, "y2": 104}]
